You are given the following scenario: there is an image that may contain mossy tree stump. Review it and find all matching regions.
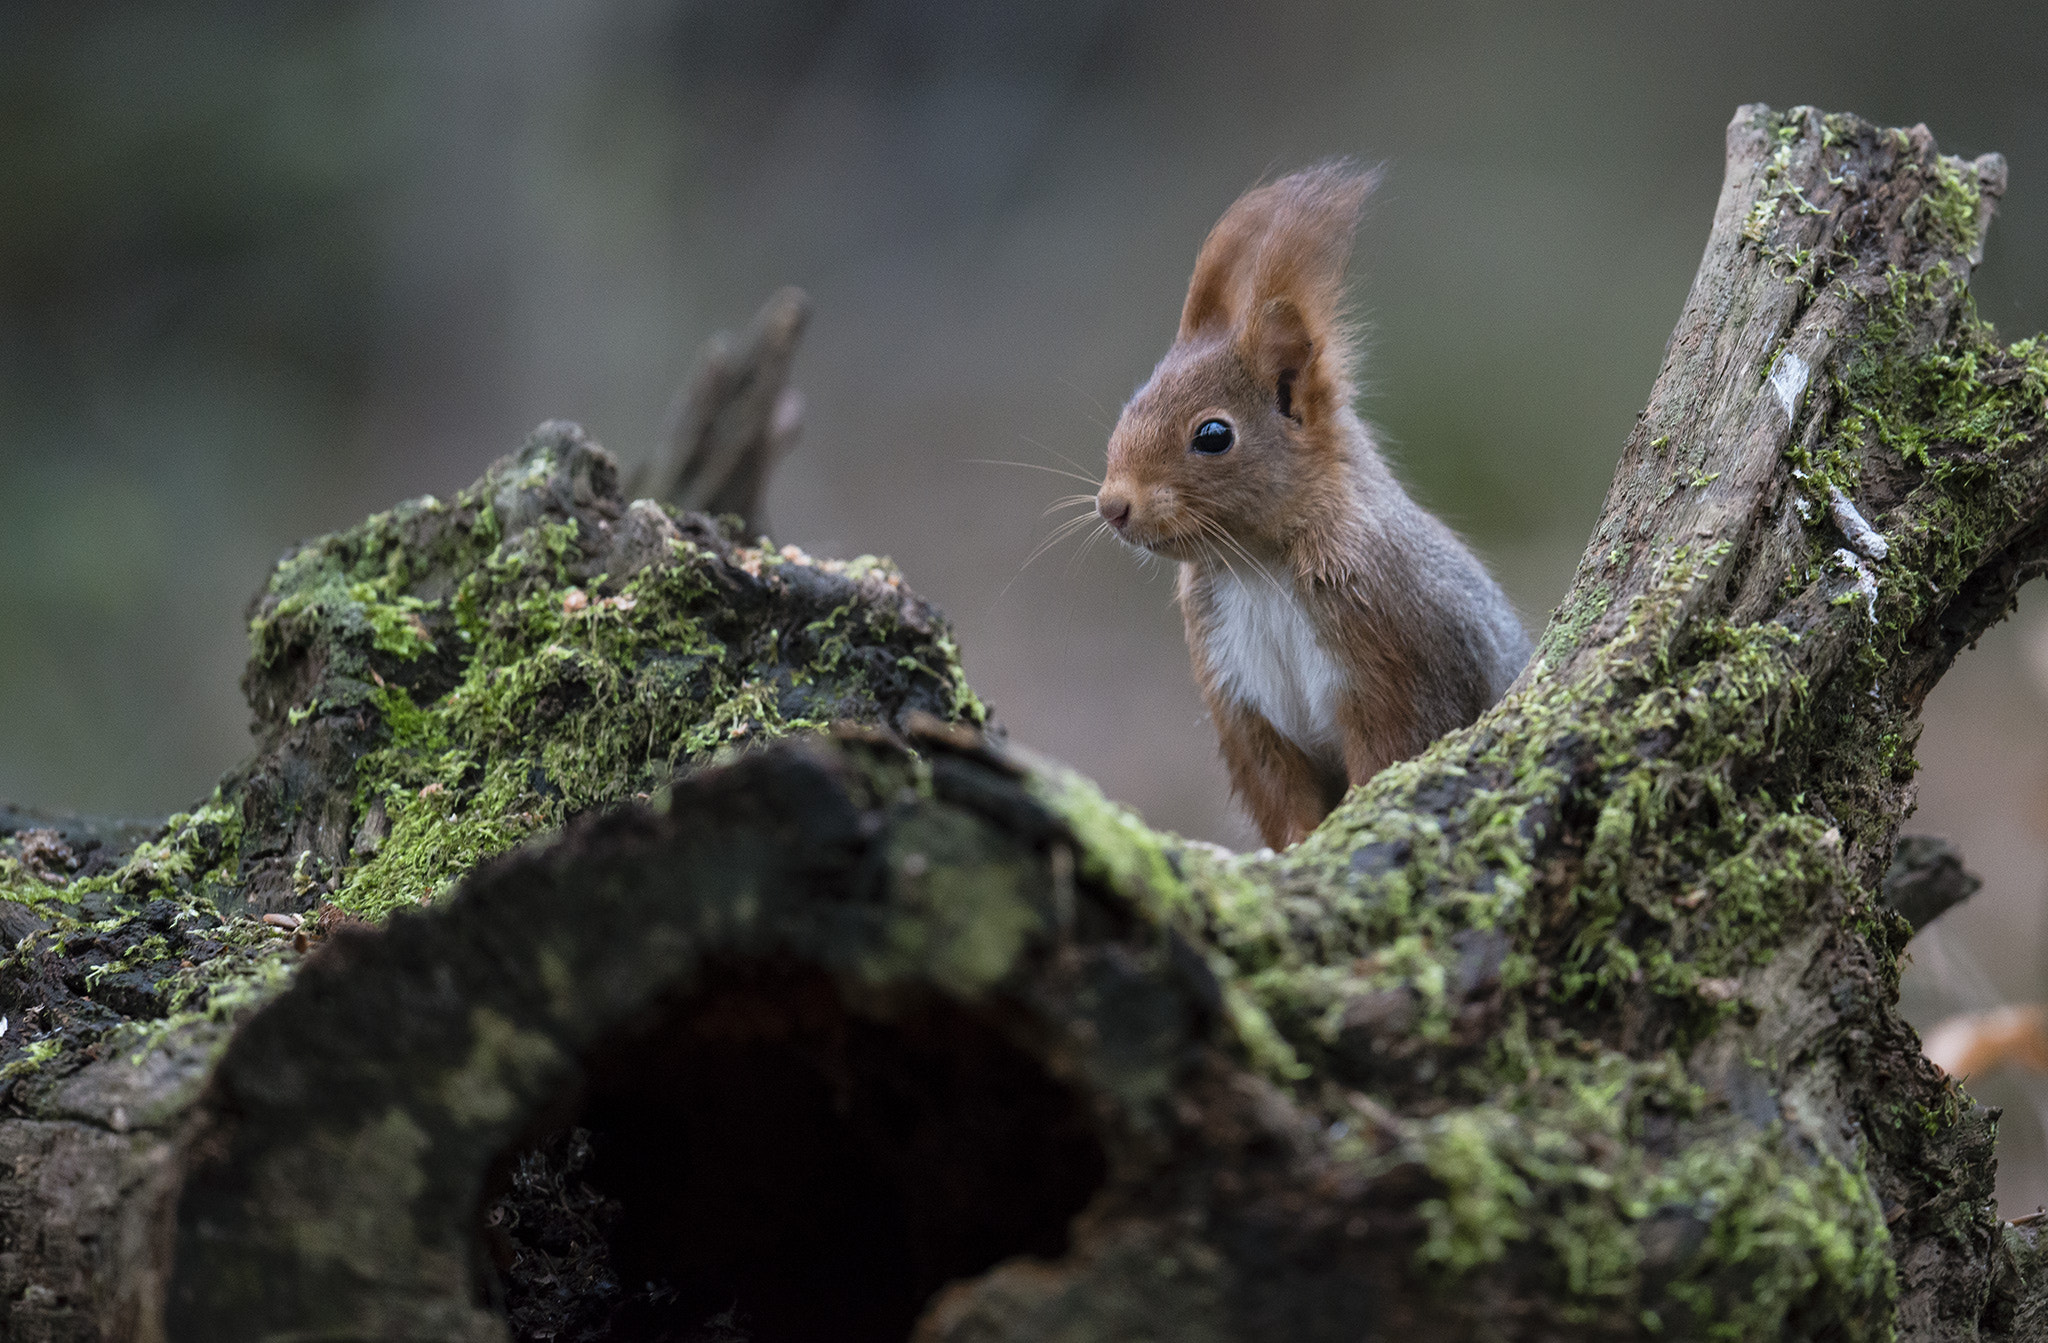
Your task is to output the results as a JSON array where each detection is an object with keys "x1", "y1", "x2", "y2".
[{"x1": 6, "y1": 104, "x2": 2048, "y2": 1341}]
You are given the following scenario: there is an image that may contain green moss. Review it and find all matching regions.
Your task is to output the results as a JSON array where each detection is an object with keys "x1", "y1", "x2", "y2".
[
  {"x1": 1417, "y1": 1105, "x2": 1538, "y2": 1273},
  {"x1": 0, "y1": 1038, "x2": 59, "y2": 1081},
  {"x1": 864, "y1": 808, "x2": 1049, "y2": 1000},
  {"x1": 1133, "y1": 125, "x2": 2038, "y2": 1326},
  {"x1": 933, "y1": 630, "x2": 988, "y2": 723},
  {"x1": 1827, "y1": 267, "x2": 2047, "y2": 480},
  {"x1": 0, "y1": 792, "x2": 301, "y2": 1070},
  {"x1": 236, "y1": 428, "x2": 983, "y2": 921},
  {"x1": 1025, "y1": 762, "x2": 1194, "y2": 915},
  {"x1": 0, "y1": 857, "x2": 78, "y2": 909},
  {"x1": 31, "y1": 803, "x2": 264, "y2": 1053},
  {"x1": 110, "y1": 929, "x2": 300, "y2": 1065},
  {"x1": 10, "y1": 172, "x2": 2024, "y2": 1326},
  {"x1": 1914, "y1": 153, "x2": 1986, "y2": 258},
  {"x1": 245, "y1": 494, "x2": 463, "y2": 719},
  {"x1": 1401, "y1": 1021, "x2": 1892, "y2": 1336},
  {"x1": 107, "y1": 796, "x2": 245, "y2": 902},
  {"x1": 1001, "y1": 515, "x2": 1898, "y2": 1325},
  {"x1": 1, "y1": 797, "x2": 242, "y2": 921},
  {"x1": 1023, "y1": 763, "x2": 1315, "y2": 1080},
  {"x1": 1193, "y1": 548, "x2": 1826, "y2": 1060},
  {"x1": 439, "y1": 1007, "x2": 566, "y2": 1130},
  {"x1": 1784, "y1": 266, "x2": 2047, "y2": 861},
  {"x1": 1414, "y1": 1033, "x2": 1693, "y2": 1289},
  {"x1": 1012, "y1": 518, "x2": 1893, "y2": 1328},
  {"x1": 5, "y1": 426, "x2": 992, "y2": 1097},
  {"x1": 333, "y1": 527, "x2": 807, "y2": 917},
  {"x1": 1552, "y1": 618, "x2": 1823, "y2": 1008},
  {"x1": 1656, "y1": 1135, "x2": 1894, "y2": 1340}
]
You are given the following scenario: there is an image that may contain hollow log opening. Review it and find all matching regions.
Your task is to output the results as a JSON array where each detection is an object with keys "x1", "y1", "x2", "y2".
[{"x1": 494, "y1": 963, "x2": 1109, "y2": 1343}]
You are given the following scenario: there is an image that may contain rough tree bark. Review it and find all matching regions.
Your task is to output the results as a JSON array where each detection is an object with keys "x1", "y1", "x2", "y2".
[{"x1": 4, "y1": 104, "x2": 2048, "y2": 1342}]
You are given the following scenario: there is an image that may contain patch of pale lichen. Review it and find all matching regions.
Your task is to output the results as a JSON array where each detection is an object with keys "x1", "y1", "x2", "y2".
[{"x1": 1531, "y1": 580, "x2": 1610, "y2": 676}]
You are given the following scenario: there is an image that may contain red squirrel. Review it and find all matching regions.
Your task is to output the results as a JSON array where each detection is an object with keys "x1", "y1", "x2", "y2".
[{"x1": 1095, "y1": 163, "x2": 1528, "y2": 848}]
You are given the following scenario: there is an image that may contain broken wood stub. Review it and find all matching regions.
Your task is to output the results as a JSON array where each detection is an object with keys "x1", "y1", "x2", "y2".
[{"x1": 636, "y1": 286, "x2": 812, "y2": 537}]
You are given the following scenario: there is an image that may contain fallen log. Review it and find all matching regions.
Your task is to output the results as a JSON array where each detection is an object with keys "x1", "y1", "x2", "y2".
[{"x1": 4, "y1": 103, "x2": 2048, "y2": 1341}]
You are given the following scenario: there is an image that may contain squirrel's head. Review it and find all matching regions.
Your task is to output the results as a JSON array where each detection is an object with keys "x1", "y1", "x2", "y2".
[{"x1": 1097, "y1": 162, "x2": 1377, "y2": 563}]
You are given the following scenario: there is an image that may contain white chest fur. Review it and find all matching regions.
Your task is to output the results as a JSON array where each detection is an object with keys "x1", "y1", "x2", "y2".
[{"x1": 1200, "y1": 569, "x2": 1346, "y2": 761}]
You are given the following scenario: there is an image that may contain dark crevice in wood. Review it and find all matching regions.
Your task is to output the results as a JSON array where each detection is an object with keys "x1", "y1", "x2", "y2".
[{"x1": 482, "y1": 961, "x2": 1108, "y2": 1343}]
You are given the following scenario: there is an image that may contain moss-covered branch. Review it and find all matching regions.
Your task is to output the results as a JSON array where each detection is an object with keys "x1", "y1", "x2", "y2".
[{"x1": 5, "y1": 103, "x2": 2048, "y2": 1342}]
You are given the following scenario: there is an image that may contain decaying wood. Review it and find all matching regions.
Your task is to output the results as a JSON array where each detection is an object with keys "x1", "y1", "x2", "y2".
[
  {"x1": 1882, "y1": 835, "x2": 1980, "y2": 934},
  {"x1": 4, "y1": 104, "x2": 2048, "y2": 1342},
  {"x1": 634, "y1": 285, "x2": 811, "y2": 536}
]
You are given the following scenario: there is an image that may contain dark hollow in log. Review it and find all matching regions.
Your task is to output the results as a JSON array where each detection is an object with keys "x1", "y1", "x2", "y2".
[
  {"x1": 561, "y1": 964, "x2": 1107, "y2": 1341},
  {"x1": 165, "y1": 737, "x2": 1212, "y2": 1343}
]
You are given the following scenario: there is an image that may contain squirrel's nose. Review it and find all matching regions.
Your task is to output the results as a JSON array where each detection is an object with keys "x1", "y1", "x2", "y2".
[{"x1": 1097, "y1": 491, "x2": 1132, "y2": 532}]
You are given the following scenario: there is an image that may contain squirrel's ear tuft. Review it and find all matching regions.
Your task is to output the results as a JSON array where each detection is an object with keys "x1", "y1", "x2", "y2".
[
  {"x1": 1179, "y1": 189, "x2": 1271, "y2": 337},
  {"x1": 1178, "y1": 161, "x2": 1377, "y2": 414}
]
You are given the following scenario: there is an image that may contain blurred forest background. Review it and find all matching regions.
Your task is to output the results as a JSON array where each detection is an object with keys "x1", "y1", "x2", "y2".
[{"x1": 3, "y1": 0, "x2": 2047, "y2": 1206}]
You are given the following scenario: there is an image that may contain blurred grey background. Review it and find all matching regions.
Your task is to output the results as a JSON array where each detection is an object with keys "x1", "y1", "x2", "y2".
[{"x1": 4, "y1": 0, "x2": 2048, "y2": 1205}]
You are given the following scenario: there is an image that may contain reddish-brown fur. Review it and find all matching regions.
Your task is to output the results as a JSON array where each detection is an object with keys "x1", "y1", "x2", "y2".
[{"x1": 1098, "y1": 163, "x2": 1528, "y2": 847}]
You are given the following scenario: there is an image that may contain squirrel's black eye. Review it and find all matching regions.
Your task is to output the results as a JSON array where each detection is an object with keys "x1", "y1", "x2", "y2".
[{"x1": 1190, "y1": 419, "x2": 1235, "y2": 455}]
